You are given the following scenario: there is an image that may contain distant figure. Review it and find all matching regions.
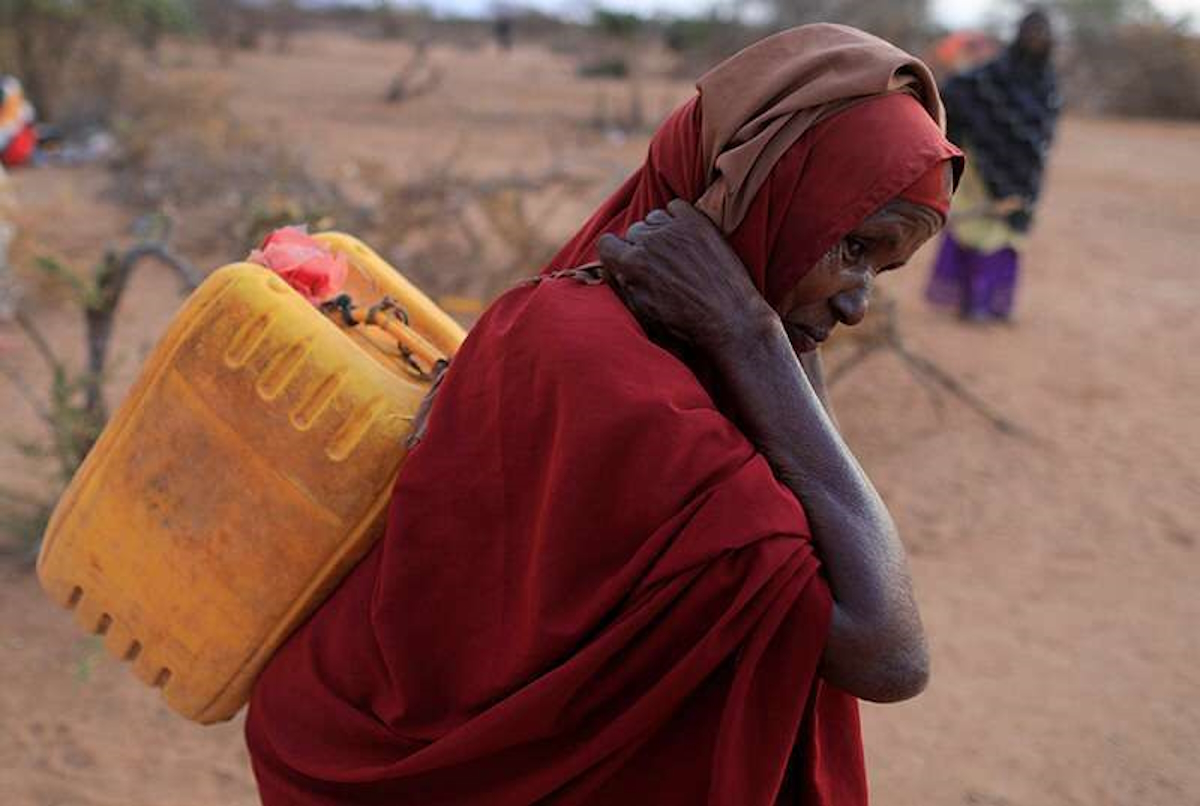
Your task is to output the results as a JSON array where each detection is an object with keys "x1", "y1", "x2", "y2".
[
  {"x1": 493, "y1": 13, "x2": 514, "y2": 51},
  {"x1": 927, "y1": 10, "x2": 1060, "y2": 321},
  {"x1": 0, "y1": 75, "x2": 31, "y2": 320},
  {"x1": 0, "y1": 76, "x2": 37, "y2": 169}
]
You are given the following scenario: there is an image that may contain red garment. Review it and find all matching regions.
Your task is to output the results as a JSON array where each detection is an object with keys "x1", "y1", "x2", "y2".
[
  {"x1": 898, "y1": 161, "x2": 953, "y2": 217},
  {"x1": 247, "y1": 94, "x2": 956, "y2": 805},
  {"x1": 0, "y1": 123, "x2": 35, "y2": 167}
]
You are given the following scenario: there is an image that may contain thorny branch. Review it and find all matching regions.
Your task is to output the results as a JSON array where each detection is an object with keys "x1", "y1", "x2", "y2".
[
  {"x1": 4, "y1": 226, "x2": 200, "y2": 463},
  {"x1": 826, "y1": 294, "x2": 1032, "y2": 439}
]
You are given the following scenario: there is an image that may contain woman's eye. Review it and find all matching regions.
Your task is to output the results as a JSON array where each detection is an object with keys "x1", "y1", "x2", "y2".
[{"x1": 844, "y1": 237, "x2": 868, "y2": 262}]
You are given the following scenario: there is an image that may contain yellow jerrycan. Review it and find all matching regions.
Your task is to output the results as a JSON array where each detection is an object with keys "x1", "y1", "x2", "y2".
[{"x1": 36, "y1": 232, "x2": 466, "y2": 724}]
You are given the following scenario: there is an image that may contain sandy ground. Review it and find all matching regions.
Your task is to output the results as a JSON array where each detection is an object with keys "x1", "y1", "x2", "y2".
[{"x1": 1, "y1": 31, "x2": 1198, "y2": 805}]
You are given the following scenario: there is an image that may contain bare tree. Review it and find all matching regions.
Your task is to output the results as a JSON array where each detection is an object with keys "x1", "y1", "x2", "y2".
[
  {"x1": 385, "y1": 43, "x2": 443, "y2": 104},
  {"x1": 1045, "y1": 0, "x2": 1200, "y2": 118},
  {"x1": 3, "y1": 216, "x2": 199, "y2": 473},
  {"x1": 764, "y1": 0, "x2": 933, "y2": 50},
  {"x1": 0, "y1": 216, "x2": 199, "y2": 555},
  {"x1": 0, "y1": 0, "x2": 194, "y2": 117}
]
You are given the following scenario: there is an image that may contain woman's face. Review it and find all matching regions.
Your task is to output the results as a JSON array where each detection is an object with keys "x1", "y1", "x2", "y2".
[
  {"x1": 1017, "y1": 14, "x2": 1053, "y2": 59},
  {"x1": 775, "y1": 200, "x2": 943, "y2": 353}
]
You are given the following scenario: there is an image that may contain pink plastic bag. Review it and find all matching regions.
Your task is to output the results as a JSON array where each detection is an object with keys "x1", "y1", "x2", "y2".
[{"x1": 248, "y1": 226, "x2": 348, "y2": 304}]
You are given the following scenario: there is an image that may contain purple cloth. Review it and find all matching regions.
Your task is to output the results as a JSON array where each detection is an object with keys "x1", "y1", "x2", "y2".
[{"x1": 925, "y1": 233, "x2": 1019, "y2": 320}]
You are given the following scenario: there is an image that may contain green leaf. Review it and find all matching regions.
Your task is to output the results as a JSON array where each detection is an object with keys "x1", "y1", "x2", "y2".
[{"x1": 33, "y1": 256, "x2": 98, "y2": 305}]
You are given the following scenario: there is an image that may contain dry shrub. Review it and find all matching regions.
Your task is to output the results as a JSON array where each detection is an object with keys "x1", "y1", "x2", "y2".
[
  {"x1": 0, "y1": 222, "x2": 200, "y2": 559},
  {"x1": 0, "y1": 0, "x2": 197, "y2": 127},
  {"x1": 499, "y1": 9, "x2": 573, "y2": 44},
  {"x1": 663, "y1": 15, "x2": 760, "y2": 78},
  {"x1": 44, "y1": 35, "x2": 134, "y2": 133},
  {"x1": 0, "y1": 15, "x2": 127, "y2": 130},
  {"x1": 190, "y1": 0, "x2": 269, "y2": 59},
  {"x1": 107, "y1": 73, "x2": 366, "y2": 255},
  {"x1": 105, "y1": 72, "x2": 596, "y2": 307},
  {"x1": 1065, "y1": 23, "x2": 1200, "y2": 119},
  {"x1": 578, "y1": 57, "x2": 631, "y2": 79},
  {"x1": 364, "y1": 7, "x2": 488, "y2": 51},
  {"x1": 767, "y1": 0, "x2": 934, "y2": 52},
  {"x1": 385, "y1": 42, "x2": 443, "y2": 104},
  {"x1": 370, "y1": 2, "x2": 430, "y2": 41},
  {"x1": 369, "y1": 158, "x2": 597, "y2": 305}
]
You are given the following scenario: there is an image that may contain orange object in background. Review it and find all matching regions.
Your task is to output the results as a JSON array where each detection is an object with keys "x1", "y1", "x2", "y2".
[
  {"x1": 36, "y1": 233, "x2": 466, "y2": 723},
  {"x1": 929, "y1": 30, "x2": 1000, "y2": 78}
]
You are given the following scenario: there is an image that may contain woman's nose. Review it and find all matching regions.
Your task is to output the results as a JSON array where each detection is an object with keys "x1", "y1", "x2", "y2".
[{"x1": 831, "y1": 284, "x2": 871, "y2": 326}]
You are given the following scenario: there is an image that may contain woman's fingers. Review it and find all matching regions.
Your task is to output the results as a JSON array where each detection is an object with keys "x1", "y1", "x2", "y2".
[
  {"x1": 667, "y1": 198, "x2": 699, "y2": 220},
  {"x1": 626, "y1": 207, "x2": 677, "y2": 242},
  {"x1": 625, "y1": 222, "x2": 650, "y2": 241},
  {"x1": 597, "y1": 233, "x2": 635, "y2": 266}
]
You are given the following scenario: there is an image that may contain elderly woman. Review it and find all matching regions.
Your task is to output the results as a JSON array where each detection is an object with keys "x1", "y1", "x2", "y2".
[{"x1": 247, "y1": 25, "x2": 960, "y2": 805}]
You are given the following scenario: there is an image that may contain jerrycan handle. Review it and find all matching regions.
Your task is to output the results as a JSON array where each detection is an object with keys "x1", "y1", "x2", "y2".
[{"x1": 322, "y1": 294, "x2": 449, "y2": 381}]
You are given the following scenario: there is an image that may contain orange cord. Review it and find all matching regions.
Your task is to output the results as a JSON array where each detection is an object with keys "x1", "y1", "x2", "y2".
[{"x1": 346, "y1": 308, "x2": 446, "y2": 376}]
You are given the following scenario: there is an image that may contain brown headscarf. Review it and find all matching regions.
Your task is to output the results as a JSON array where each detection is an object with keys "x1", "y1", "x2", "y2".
[{"x1": 694, "y1": 23, "x2": 948, "y2": 230}]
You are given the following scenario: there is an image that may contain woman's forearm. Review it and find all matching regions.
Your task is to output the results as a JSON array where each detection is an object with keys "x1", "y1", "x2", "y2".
[
  {"x1": 593, "y1": 200, "x2": 928, "y2": 700},
  {"x1": 798, "y1": 348, "x2": 838, "y2": 428},
  {"x1": 707, "y1": 318, "x2": 927, "y2": 702}
]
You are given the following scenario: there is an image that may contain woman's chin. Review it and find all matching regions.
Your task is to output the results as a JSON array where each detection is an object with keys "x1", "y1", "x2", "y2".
[{"x1": 784, "y1": 324, "x2": 820, "y2": 354}]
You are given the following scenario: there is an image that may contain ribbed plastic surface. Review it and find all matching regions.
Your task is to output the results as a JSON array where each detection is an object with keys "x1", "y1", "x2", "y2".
[{"x1": 37, "y1": 235, "x2": 465, "y2": 723}]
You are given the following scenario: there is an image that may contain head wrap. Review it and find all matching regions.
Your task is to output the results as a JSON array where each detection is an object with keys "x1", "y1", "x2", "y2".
[{"x1": 547, "y1": 23, "x2": 961, "y2": 305}]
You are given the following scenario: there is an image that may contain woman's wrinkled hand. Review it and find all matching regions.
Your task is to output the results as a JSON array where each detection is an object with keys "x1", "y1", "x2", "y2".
[{"x1": 597, "y1": 199, "x2": 777, "y2": 354}]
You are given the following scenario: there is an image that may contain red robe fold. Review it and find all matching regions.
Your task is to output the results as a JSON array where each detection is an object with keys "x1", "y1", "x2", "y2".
[
  {"x1": 248, "y1": 280, "x2": 856, "y2": 804},
  {"x1": 247, "y1": 91, "x2": 957, "y2": 804}
]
